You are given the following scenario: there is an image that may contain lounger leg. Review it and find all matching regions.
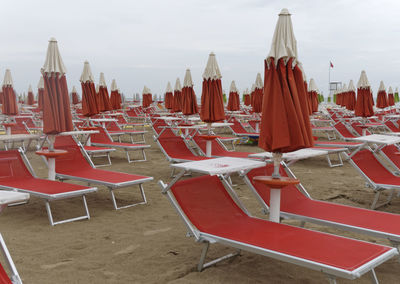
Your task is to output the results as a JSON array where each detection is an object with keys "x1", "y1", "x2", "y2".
[
  {"x1": 371, "y1": 189, "x2": 394, "y2": 210},
  {"x1": 197, "y1": 242, "x2": 241, "y2": 272},
  {"x1": 326, "y1": 275, "x2": 337, "y2": 284},
  {"x1": 369, "y1": 269, "x2": 378, "y2": 284},
  {"x1": 326, "y1": 153, "x2": 343, "y2": 168},
  {"x1": 45, "y1": 197, "x2": 91, "y2": 226},
  {"x1": 109, "y1": 184, "x2": 147, "y2": 210}
]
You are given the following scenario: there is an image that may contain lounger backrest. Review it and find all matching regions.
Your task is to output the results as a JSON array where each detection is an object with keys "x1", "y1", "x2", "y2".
[
  {"x1": 90, "y1": 127, "x2": 112, "y2": 143},
  {"x1": 230, "y1": 118, "x2": 248, "y2": 134},
  {"x1": 9, "y1": 123, "x2": 29, "y2": 135},
  {"x1": 158, "y1": 136, "x2": 196, "y2": 158},
  {"x1": 0, "y1": 150, "x2": 33, "y2": 181},
  {"x1": 105, "y1": 121, "x2": 121, "y2": 131},
  {"x1": 350, "y1": 149, "x2": 394, "y2": 183},
  {"x1": 54, "y1": 136, "x2": 93, "y2": 171},
  {"x1": 380, "y1": 145, "x2": 400, "y2": 168},
  {"x1": 384, "y1": 121, "x2": 399, "y2": 132},
  {"x1": 171, "y1": 175, "x2": 247, "y2": 231},
  {"x1": 246, "y1": 165, "x2": 308, "y2": 209},
  {"x1": 192, "y1": 135, "x2": 226, "y2": 155},
  {"x1": 334, "y1": 122, "x2": 355, "y2": 138},
  {"x1": 350, "y1": 123, "x2": 371, "y2": 136},
  {"x1": 0, "y1": 263, "x2": 12, "y2": 284}
]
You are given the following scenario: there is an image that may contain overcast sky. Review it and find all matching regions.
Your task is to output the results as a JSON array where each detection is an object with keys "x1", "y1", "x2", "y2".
[{"x1": 1, "y1": 0, "x2": 400, "y2": 99}]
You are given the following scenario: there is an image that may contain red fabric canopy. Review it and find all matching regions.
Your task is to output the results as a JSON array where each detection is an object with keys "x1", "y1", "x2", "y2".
[
  {"x1": 172, "y1": 90, "x2": 182, "y2": 112},
  {"x1": 309, "y1": 91, "x2": 319, "y2": 113},
  {"x1": 142, "y1": 93, "x2": 152, "y2": 108},
  {"x1": 376, "y1": 90, "x2": 388, "y2": 109},
  {"x1": 110, "y1": 90, "x2": 121, "y2": 110},
  {"x1": 354, "y1": 87, "x2": 374, "y2": 117},
  {"x1": 182, "y1": 86, "x2": 198, "y2": 115},
  {"x1": 227, "y1": 92, "x2": 240, "y2": 111},
  {"x1": 164, "y1": 92, "x2": 173, "y2": 109},
  {"x1": 2, "y1": 86, "x2": 18, "y2": 116},
  {"x1": 27, "y1": 91, "x2": 35, "y2": 105},
  {"x1": 42, "y1": 73, "x2": 73, "y2": 134},
  {"x1": 252, "y1": 88, "x2": 263, "y2": 113},
  {"x1": 243, "y1": 94, "x2": 251, "y2": 106},
  {"x1": 388, "y1": 93, "x2": 395, "y2": 107},
  {"x1": 304, "y1": 82, "x2": 312, "y2": 115},
  {"x1": 37, "y1": 88, "x2": 44, "y2": 110},
  {"x1": 71, "y1": 92, "x2": 79, "y2": 105},
  {"x1": 346, "y1": 91, "x2": 356, "y2": 111},
  {"x1": 98, "y1": 86, "x2": 112, "y2": 112},
  {"x1": 200, "y1": 79, "x2": 225, "y2": 123},
  {"x1": 258, "y1": 58, "x2": 313, "y2": 153},
  {"x1": 81, "y1": 81, "x2": 99, "y2": 117}
]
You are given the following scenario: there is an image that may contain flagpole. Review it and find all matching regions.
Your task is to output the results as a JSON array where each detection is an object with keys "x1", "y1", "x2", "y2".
[{"x1": 328, "y1": 62, "x2": 331, "y2": 100}]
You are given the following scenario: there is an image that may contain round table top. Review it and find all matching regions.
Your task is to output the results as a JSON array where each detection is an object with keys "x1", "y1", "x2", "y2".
[
  {"x1": 253, "y1": 176, "x2": 299, "y2": 188},
  {"x1": 36, "y1": 149, "x2": 68, "y2": 158}
]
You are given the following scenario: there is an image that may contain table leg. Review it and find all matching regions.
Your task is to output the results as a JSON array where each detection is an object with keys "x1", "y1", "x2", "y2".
[
  {"x1": 48, "y1": 158, "x2": 56, "y2": 180},
  {"x1": 269, "y1": 188, "x2": 281, "y2": 222},
  {"x1": 206, "y1": 140, "x2": 212, "y2": 157}
]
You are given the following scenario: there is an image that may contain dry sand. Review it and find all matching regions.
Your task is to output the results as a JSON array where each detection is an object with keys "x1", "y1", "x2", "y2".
[{"x1": 1, "y1": 128, "x2": 400, "y2": 283}]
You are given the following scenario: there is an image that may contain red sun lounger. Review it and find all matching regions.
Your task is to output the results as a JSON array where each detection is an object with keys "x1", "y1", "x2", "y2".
[
  {"x1": 159, "y1": 175, "x2": 397, "y2": 282},
  {"x1": 53, "y1": 136, "x2": 153, "y2": 210},
  {"x1": 347, "y1": 148, "x2": 400, "y2": 209},
  {"x1": 90, "y1": 127, "x2": 150, "y2": 163},
  {"x1": 0, "y1": 149, "x2": 97, "y2": 225},
  {"x1": 244, "y1": 163, "x2": 400, "y2": 249},
  {"x1": 333, "y1": 122, "x2": 358, "y2": 140},
  {"x1": 0, "y1": 234, "x2": 21, "y2": 284}
]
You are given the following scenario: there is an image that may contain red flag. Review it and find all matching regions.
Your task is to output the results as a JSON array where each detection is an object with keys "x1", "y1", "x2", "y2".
[{"x1": 330, "y1": 61, "x2": 334, "y2": 68}]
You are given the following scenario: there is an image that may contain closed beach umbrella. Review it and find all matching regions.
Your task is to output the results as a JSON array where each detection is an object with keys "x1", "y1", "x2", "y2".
[
  {"x1": 27, "y1": 85, "x2": 35, "y2": 105},
  {"x1": 227, "y1": 80, "x2": 240, "y2": 111},
  {"x1": 376, "y1": 81, "x2": 388, "y2": 109},
  {"x1": 259, "y1": 8, "x2": 313, "y2": 155},
  {"x1": 355, "y1": 70, "x2": 374, "y2": 118},
  {"x1": 200, "y1": 52, "x2": 225, "y2": 157},
  {"x1": 387, "y1": 86, "x2": 395, "y2": 107},
  {"x1": 346, "y1": 80, "x2": 356, "y2": 111},
  {"x1": 2, "y1": 69, "x2": 18, "y2": 118},
  {"x1": 37, "y1": 76, "x2": 44, "y2": 110},
  {"x1": 142, "y1": 86, "x2": 152, "y2": 108},
  {"x1": 164, "y1": 82, "x2": 173, "y2": 109},
  {"x1": 172, "y1": 78, "x2": 182, "y2": 113},
  {"x1": 80, "y1": 61, "x2": 99, "y2": 117},
  {"x1": 41, "y1": 37, "x2": 73, "y2": 140},
  {"x1": 71, "y1": 86, "x2": 79, "y2": 105},
  {"x1": 97, "y1": 73, "x2": 112, "y2": 112},
  {"x1": 308, "y1": 78, "x2": 319, "y2": 113},
  {"x1": 181, "y1": 69, "x2": 198, "y2": 115},
  {"x1": 243, "y1": 88, "x2": 251, "y2": 106},
  {"x1": 395, "y1": 87, "x2": 399, "y2": 103},
  {"x1": 252, "y1": 73, "x2": 264, "y2": 113},
  {"x1": 110, "y1": 79, "x2": 121, "y2": 110}
]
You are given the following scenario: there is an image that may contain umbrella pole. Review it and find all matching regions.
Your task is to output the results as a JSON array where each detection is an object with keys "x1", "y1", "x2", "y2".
[
  {"x1": 47, "y1": 135, "x2": 56, "y2": 180},
  {"x1": 206, "y1": 123, "x2": 212, "y2": 157},
  {"x1": 270, "y1": 152, "x2": 283, "y2": 223}
]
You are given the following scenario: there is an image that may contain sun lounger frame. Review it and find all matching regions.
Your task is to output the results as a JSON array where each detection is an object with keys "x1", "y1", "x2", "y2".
[{"x1": 0, "y1": 233, "x2": 22, "y2": 284}]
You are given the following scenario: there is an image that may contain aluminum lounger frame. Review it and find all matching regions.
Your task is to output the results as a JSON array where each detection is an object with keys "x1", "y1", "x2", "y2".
[
  {"x1": 332, "y1": 122, "x2": 358, "y2": 141},
  {"x1": 56, "y1": 142, "x2": 151, "y2": 210},
  {"x1": 344, "y1": 147, "x2": 400, "y2": 209},
  {"x1": 241, "y1": 162, "x2": 400, "y2": 248},
  {"x1": 83, "y1": 146, "x2": 115, "y2": 167},
  {"x1": 159, "y1": 175, "x2": 397, "y2": 283},
  {"x1": 1, "y1": 149, "x2": 97, "y2": 226},
  {"x1": 0, "y1": 234, "x2": 22, "y2": 284}
]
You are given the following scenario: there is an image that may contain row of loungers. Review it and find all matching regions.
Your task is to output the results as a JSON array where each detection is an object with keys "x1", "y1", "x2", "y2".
[{"x1": 0, "y1": 135, "x2": 153, "y2": 226}]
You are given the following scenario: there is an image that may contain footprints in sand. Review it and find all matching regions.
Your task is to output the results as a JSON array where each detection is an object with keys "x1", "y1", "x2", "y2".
[
  {"x1": 143, "y1": 227, "x2": 171, "y2": 236},
  {"x1": 114, "y1": 244, "x2": 141, "y2": 256},
  {"x1": 41, "y1": 259, "x2": 73, "y2": 269}
]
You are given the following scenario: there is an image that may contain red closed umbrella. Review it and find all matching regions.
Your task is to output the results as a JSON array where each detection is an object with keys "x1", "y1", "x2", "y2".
[
  {"x1": 227, "y1": 80, "x2": 240, "y2": 111},
  {"x1": 142, "y1": 86, "x2": 152, "y2": 108},
  {"x1": 308, "y1": 78, "x2": 319, "y2": 113},
  {"x1": 2, "y1": 69, "x2": 18, "y2": 118},
  {"x1": 71, "y1": 86, "x2": 79, "y2": 105},
  {"x1": 252, "y1": 73, "x2": 264, "y2": 113},
  {"x1": 355, "y1": 71, "x2": 374, "y2": 135},
  {"x1": 109, "y1": 79, "x2": 122, "y2": 110},
  {"x1": 387, "y1": 86, "x2": 395, "y2": 107},
  {"x1": 243, "y1": 89, "x2": 251, "y2": 106},
  {"x1": 97, "y1": 73, "x2": 112, "y2": 112},
  {"x1": 172, "y1": 78, "x2": 182, "y2": 113},
  {"x1": 346, "y1": 80, "x2": 356, "y2": 111},
  {"x1": 27, "y1": 85, "x2": 35, "y2": 105},
  {"x1": 80, "y1": 61, "x2": 99, "y2": 118},
  {"x1": 376, "y1": 81, "x2": 388, "y2": 109},
  {"x1": 37, "y1": 76, "x2": 44, "y2": 111},
  {"x1": 181, "y1": 69, "x2": 198, "y2": 116},
  {"x1": 200, "y1": 52, "x2": 225, "y2": 156},
  {"x1": 257, "y1": 9, "x2": 313, "y2": 223},
  {"x1": 164, "y1": 82, "x2": 173, "y2": 109}
]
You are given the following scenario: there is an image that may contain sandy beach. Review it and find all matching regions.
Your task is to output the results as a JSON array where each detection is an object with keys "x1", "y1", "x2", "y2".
[{"x1": 1, "y1": 128, "x2": 399, "y2": 283}]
